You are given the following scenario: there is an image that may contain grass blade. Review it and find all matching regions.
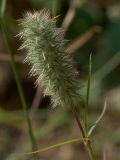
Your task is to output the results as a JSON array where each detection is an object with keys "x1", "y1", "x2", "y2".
[
  {"x1": 88, "y1": 98, "x2": 107, "y2": 137},
  {"x1": 18, "y1": 137, "x2": 87, "y2": 156},
  {"x1": 84, "y1": 53, "x2": 92, "y2": 132}
]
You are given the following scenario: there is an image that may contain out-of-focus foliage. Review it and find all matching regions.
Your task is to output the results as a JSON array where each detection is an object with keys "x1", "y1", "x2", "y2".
[{"x1": 0, "y1": 0, "x2": 120, "y2": 160}]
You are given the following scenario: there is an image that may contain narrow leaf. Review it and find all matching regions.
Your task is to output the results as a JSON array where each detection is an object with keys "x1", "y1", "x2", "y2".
[
  {"x1": 88, "y1": 98, "x2": 107, "y2": 137},
  {"x1": 84, "y1": 53, "x2": 92, "y2": 131},
  {"x1": 18, "y1": 137, "x2": 89, "y2": 156}
]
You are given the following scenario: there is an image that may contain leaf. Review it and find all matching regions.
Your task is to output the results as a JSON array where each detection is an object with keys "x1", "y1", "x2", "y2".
[
  {"x1": 88, "y1": 98, "x2": 107, "y2": 137},
  {"x1": 17, "y1": 137, "x2": 88, "y2": 156}
]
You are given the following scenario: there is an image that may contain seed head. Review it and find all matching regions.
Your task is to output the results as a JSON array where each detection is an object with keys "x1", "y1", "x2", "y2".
[{"x1": 19, "y1": 9, "x2": 81, "y2": 108}]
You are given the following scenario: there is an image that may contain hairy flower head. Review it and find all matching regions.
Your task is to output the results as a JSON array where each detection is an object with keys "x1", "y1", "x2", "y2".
[{"x1": 19, "y1": 9, "x2": 81, "y2": 108}]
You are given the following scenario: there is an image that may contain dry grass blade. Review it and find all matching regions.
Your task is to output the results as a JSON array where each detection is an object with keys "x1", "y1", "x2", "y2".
[
  {"x1": 88, "y1": 98, "x2": 107, "y2": 137},
  {"x1": 62, "y1": 0, "x2": 79, "y2": 34},
  {"x1": 66, "y1": 26, "x2": 102, "y2": 54}
]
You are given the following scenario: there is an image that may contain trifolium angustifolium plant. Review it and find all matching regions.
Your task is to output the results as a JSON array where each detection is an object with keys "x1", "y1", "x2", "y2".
[{"x1": 19, "y1": 9, "x2": 81, "y2": 108}]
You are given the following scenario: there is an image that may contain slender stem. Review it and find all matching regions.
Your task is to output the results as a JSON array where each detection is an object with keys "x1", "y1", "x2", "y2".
[
  {"x1": 85, "y1": 53, "x2": 92, "y2": 132},
  {"x1": 0, "y1": 0, "x2": 6, "y2": 17},
  {"x1": 20, "y1": 138, "x2": 83, "y2": 156},
  {"x1": 52, "y1": 0, "x2": 58, "y2": 17},
  {"x1": 87, "y1": 140, "x2": 96, "y2": 160},
  {"x1": 70, "y1": 105, "x2": 96, "y2": 160},
  {"x1": 70, "y1": 54, "x2": 96, "y2": 160},
  {"x1": 0, "y1": 1, "x2": 39, "y2": 159},
  {"x1": 71, "y1": 105, "x2": 85, "y2": 138}
]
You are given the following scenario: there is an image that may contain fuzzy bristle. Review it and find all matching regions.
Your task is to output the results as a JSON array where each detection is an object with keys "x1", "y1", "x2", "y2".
[{"x1": 19, "y1": 9, "x2": 81, "y2": 108}]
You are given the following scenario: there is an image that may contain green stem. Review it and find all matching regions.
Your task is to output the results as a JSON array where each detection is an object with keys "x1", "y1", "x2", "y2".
[
  {"x1": 19, "y1": 138, "x2": 83, "y2": 156},
  {"x1": 0, "y1": 0, "x2": 6, "y2": 17},
  {"x1": 85, "y1": 53, "x2": 92, "y2": 132},
  {"x1": 0, "y1": 1, "x2": 39, "y2": 159},
  {"x1": 52, "y1": 0, "x2": 58, "y2": 17},
  {"x1": 71, "y1": 105, "x2": 96, "y2": 160}
]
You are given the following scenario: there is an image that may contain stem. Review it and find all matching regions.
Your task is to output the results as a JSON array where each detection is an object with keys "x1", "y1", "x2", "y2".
[
  {"x1": 20, "y1": 138, "x2": 83, "y2": 156},
  {"x1": 85, "y1": 53, "x2": 92, "y2": 132},
  {"x1": 0, "y1": 0, "x2": 6, "y2": 17},
  {"x1": 70, "y1": 105, "x2": 96, "y2": 160},
  {"x1": 52, "y1": 0, "x2": 58, "y2": 17},
  {"x1": 0, "y1": 1, "x2": 39, "y2": 159}
]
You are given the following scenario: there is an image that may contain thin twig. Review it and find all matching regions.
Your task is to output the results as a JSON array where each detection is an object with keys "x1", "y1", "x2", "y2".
[
  {"x1": 66, "y1": 26, "x2": 102, "y2": 54},
  {"x1": 62, "y1": 0, "x2": 79, "y2": 34}
]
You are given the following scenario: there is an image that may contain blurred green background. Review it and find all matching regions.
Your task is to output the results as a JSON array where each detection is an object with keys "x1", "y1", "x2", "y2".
[{"x1": 0, "y1": 0, "x2": 120, "y2": 160}]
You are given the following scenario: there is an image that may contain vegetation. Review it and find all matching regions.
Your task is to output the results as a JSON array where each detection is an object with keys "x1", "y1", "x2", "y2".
[{"x1": 0, "y1": 0, "x2": 120, "y2": 160}]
